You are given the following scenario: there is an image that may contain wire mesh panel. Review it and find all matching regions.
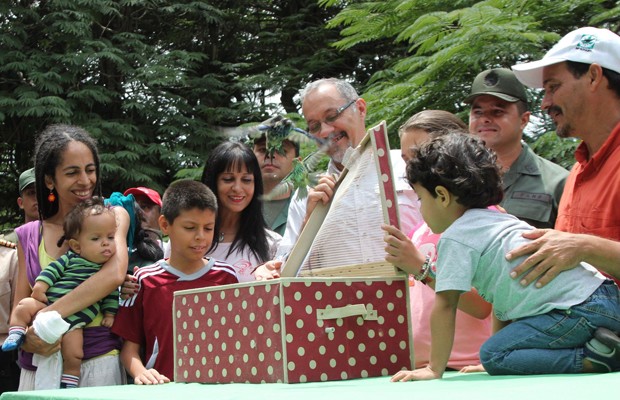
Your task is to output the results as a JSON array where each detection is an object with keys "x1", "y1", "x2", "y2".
[{"x1": 284, "y1": 121, "x2": 403, "y2": 278}]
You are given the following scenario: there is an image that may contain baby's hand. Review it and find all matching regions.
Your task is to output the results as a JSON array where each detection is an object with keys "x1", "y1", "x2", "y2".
[
  {"x1": 101, "y1": 314, "x2": 115, "y2": 328},
  {"x1": 31, "y1": 291, "x2": 48, "y2": 304},
  {"x1": 134, "y1": 369, "x2": 170, "y2": 385}
]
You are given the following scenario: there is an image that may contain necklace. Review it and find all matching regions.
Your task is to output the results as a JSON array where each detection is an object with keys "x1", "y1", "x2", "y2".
[{"x1": 218, "y1": 228, "x2": 236, "y2": 242}]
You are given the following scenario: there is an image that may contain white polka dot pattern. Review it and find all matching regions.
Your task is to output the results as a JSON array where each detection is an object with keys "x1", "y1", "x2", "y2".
[
  {"x1": 371, "y1": 122, "x2": 399, "y2": 228},
  {"x1": 174, "y1": 277, "x2": 412, "y2": 383}
]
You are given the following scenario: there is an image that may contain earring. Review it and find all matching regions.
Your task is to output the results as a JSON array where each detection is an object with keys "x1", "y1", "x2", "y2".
[{"x1": 48, "y1": 188, "x2": 56, "y2": 203}]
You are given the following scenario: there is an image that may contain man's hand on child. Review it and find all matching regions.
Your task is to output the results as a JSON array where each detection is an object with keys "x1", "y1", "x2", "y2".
[
  {"x1": 390, "y1": 366, "x2": 441, "y2": 382},
  {"x1": 134, "y1": 368, "x2": 170, "y2": 385},
  {"x1": 506, "y1": 229, "x2": 582, "y2": 288}
]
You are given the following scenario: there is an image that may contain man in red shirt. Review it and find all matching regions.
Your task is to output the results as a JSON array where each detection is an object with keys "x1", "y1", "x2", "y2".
[
  {"x1": 508, "y1": 27, "x2": 620, "y2": 371},
  {"x1": 508, "y1": 27, "x2": 620, "y2": 287}
]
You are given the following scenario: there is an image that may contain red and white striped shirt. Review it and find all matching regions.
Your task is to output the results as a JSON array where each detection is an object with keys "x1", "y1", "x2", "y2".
[{"x1": 112, "y1": 257, "x2": 238, "y2": 379}]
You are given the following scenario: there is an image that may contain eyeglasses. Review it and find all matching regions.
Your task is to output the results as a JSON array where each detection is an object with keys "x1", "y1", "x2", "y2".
[{"x1": 306, "y1": 99, "x2": 357, "y2": 135}]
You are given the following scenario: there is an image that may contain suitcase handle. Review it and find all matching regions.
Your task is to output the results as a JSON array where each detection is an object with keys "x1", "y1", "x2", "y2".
[{"x1": 316, "y1": 304, "x2": 378, "y2": 321}]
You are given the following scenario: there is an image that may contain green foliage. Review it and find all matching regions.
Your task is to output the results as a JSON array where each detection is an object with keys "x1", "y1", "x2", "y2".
[
  {"x1": 530, "y1": 131, "x2": 580, "y2": 171},
  {"x1": 321, "y1": 0, "x2": 615, "y2": 165},
  {"x1": 0, "y1": 0, "x2": 617, "y2": 229},
  {"x1": 0, "y1": 0, "x2": 360, "y2": 227}
]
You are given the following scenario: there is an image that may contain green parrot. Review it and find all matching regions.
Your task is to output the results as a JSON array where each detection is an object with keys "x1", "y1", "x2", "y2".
[
  {"x1": 262, "y1": 149, "x2": 327, "y2": 201},
  {"x1": 253, "y1": 115, "x2": 323, "y2": 158}
]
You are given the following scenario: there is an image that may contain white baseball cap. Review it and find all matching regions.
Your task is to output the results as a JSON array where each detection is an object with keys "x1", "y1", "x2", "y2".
[{"x1": 512, "y1": 27, "x2": 620, "y2": 88}]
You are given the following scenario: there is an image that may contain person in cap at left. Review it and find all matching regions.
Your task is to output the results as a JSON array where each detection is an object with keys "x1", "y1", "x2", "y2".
[
  {"x1": 1, "y1": 168, "x2": 38, "y2": 244},
  {"x1": 17, "y1": 168, "x2": 38, "y2": 225},
  {"x1": 0, "y1": 238, "x2": 19, "y2": 392},
  {"x1": 0, "y1": 169, "x2": 25, "y2": 391},
  {"x1": 123, "y1": 186, "x2": 162, "y2": 233},
  {"x1": 465, "y1": 68, "x2": 568, "y2": 229}
]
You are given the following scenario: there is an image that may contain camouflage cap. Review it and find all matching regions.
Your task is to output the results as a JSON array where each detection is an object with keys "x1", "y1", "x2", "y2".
[{"x1": 464, "y1": 68, "x2": 528, "y2": 104}]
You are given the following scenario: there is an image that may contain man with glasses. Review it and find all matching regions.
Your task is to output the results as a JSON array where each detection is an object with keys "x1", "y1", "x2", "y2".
[{"x1": 278, "y1": 78, "x2": 421, "y2": 271}]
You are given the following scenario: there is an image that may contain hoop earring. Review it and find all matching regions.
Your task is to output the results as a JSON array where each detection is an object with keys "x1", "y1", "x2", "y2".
[{"x1": 48, "y1": 188, "x2": 56, "y2": 203}]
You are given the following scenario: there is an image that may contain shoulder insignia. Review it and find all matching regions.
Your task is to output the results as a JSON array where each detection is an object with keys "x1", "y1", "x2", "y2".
[{"x1": 0, "y1": 239, "x2": 16, "y2": 249}]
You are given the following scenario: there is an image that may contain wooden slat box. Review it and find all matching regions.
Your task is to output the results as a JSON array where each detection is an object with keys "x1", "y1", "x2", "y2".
[{"x1": 173, "y1": 277, "x2": 413, "y2": 383}]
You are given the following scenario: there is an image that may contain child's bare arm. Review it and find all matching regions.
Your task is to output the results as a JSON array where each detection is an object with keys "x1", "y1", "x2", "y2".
[
  {"x1": 121, "y1": 340, "x2": 170, "y2": 385},
  {"x1": 30, "y1": 281, "x2": 49, "y2": 304},
  {"x1": 457, "y1": 288, "x2": 492, "y2": 319},
  {"x1": 427, "y1": 290, "x2": 460, "y2": 376},
  {"x1": 391, "y1": 290, "x2": 460, "y2": 382}
]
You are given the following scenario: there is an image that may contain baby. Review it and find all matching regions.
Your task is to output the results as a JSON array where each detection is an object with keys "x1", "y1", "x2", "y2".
[{"x1": 2, "y1": 197, "x2": 118, "y2": 388}]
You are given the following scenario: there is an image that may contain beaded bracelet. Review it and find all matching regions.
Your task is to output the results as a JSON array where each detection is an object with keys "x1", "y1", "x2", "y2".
[
  {"x1": 413, "y1": 255, "x2": 432, "y2": 281},
  {"x1": 426, "y1": 259, "x2": 436, "y2": 281}
]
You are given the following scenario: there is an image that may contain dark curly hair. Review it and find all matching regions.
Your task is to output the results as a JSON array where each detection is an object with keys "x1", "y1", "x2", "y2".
[{"x1": 407, "y1": 132, "x2": 503, "y2": 209}]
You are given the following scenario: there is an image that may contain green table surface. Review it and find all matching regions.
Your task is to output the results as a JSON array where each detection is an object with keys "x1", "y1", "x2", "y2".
[{"x1": 1, "y1": 371, "x2": 618, "y2": 400}]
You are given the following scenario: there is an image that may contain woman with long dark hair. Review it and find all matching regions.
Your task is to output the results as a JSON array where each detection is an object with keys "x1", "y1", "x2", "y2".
[{"x1": 201, "y1": 141, "x2": 281, "y2": 282}]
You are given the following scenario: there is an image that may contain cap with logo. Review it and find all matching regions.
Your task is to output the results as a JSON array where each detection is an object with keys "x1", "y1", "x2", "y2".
[
  {"x1": 512, "y1": 27, "x2": 620, "y2": 88},
  {"x1": 18, "y1": 168, "x2": 35, "y2": 193},
  {"x1": 123, "y1": 187, "x2": 162, "y2": 207},
  {"x1": 464, "y1": 68, "x2": 528, "y2": 104}
]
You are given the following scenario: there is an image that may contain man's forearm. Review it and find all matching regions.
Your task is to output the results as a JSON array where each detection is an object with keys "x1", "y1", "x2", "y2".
[{"x1": 579, "y1": 233, "x2": 620, "y2": 278}]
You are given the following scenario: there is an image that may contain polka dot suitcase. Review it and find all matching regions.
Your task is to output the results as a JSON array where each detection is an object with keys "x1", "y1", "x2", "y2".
[{"x1": 173, "y1": 277, "x2": 413, "y2": 383}]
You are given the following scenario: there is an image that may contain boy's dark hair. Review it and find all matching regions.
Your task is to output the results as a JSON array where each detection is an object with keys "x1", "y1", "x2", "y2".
[
  {"x1": 34, "y1": 124, "x2": 102, "y2": 220},
  {"x1": 161, "y1": 179, "x2": 218, "y2": 224},
  {"x1": 58, "y1": 196, "x2": 113, "y2": 247},
  {"x1": 407, "y1": 132, "x2": 504, "y2": 209}
]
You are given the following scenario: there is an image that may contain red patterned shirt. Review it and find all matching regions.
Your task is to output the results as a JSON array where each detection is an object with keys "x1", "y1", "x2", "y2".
[{"x1": 112, "y1": 258, "x2": 238, "y2": 379}]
